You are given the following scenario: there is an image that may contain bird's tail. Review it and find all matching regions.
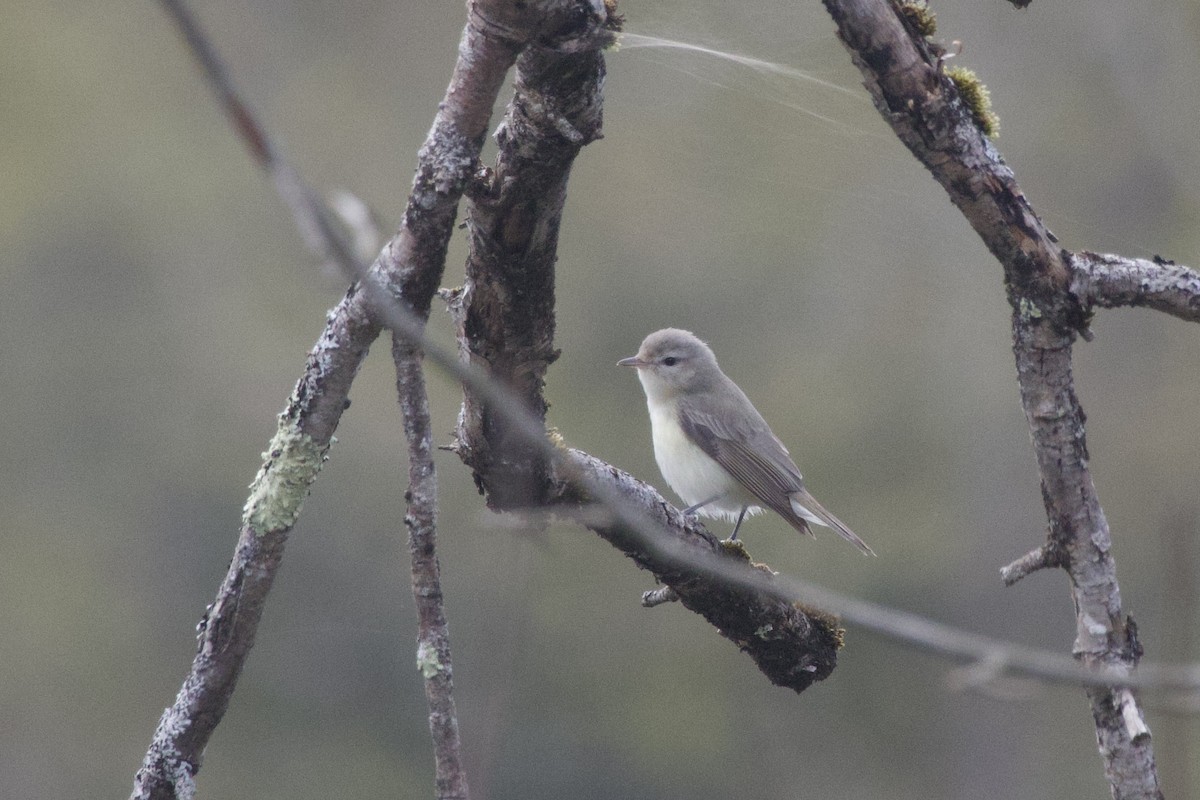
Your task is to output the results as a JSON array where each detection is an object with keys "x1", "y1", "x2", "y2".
[{"x1": 788, "y1": 488, "x2": 875, "y2": 556}]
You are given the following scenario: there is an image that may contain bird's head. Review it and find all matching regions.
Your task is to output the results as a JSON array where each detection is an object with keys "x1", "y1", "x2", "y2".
[{"x1": 618, "y1": 328, "x2": 721, "y2": 401}]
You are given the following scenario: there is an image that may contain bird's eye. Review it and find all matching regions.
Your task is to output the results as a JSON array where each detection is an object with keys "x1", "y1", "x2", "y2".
[{"x1": 662, "y1": 356, "x2": 678, "y2": 366}]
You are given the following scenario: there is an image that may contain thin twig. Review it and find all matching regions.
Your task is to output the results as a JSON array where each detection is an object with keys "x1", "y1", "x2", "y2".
[
  {"x1": 395, "y1": 335, "x2": 470, "y2": 800},
  {"x1": 642, "y1": 586, "x2": 680, "y2": 607},
  {"x1": 999, "y1": 542, "x2": 1064, "y2": 586}
]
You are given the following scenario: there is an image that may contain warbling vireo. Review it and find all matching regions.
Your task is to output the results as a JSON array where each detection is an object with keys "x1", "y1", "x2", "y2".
[{"x1": 619, "y1": 328, "x2": 873, "y2": 555}]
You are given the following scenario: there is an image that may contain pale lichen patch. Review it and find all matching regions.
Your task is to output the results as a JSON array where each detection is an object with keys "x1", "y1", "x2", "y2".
[{"x1": 242, "y1": 418, "x2": 328, "y2": 534}]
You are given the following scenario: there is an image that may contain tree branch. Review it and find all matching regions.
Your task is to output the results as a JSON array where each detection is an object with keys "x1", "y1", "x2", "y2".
[
  {"x1": 552, "y1": 450, "x2": 1200, "y2": 695},
  {"x1": 820, "y1": 0, "x2": 1087, "y2": 333},
  {"x1": 999, "y1": 541, "x2": 1065, "y2": 586},
  {"x1": 554, "y1": 449, "x2": 845, "y2": 690},
  {"x1": 819, "y1": 0, "x2": 1166, "y2": 795},
  {"x1": 441, "y1": 3, "x2": 846, "y2": 691},
  {"x1": 394, "y1": 335, "x2": 470, "y2": 800},
  {"x1": 134, "y1": 0, "x2": 533, "y2": 795},
  {"x1": 452, "y1": 38, "x2": 611, "y2": 510},
  {"x1": 1072, "y1": 251, "x2": 1200, "y2": 323}
]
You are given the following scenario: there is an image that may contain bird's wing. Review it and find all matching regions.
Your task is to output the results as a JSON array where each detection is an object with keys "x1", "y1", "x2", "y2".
[
  {"x1": 679, "y1": 400, "x2": 875, "y2": 555},
  {"x1": 788, "y1": 486, "x2": 875, "y2": 556},
  {"x1": 677, "y1": 403, "x2": 809, "y2": 517}
]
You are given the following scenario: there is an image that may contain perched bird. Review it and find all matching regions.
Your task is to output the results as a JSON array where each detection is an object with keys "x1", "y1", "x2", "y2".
[{"x1": 618, "y1": 328, "x2": 873, "y2": 555}]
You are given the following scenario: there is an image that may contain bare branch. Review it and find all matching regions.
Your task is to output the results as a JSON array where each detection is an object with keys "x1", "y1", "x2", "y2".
[
  {"x1": 452, "y1": 41, "x2": 609, "y2": 510},
  {"x1": 642, "y1": 586, "x2": 680, "y2": 607},
  {"x1": 1012, "y1": 208, "x2": 1160, "y2": 800},
  {"x1": 552, "y1": 449, "x2": 1200, "y2": 695},
  {"x1": 555, "y1": 449, "x2": 843, "y2": 690},
  {"x1": 1072, "y1": 252, "x2": 1200, "y2": 323},
  {"x1": 394, "y1": 336, "x2": 470, "y2": 800},
  {"x1": 1000, "y1": 542, "x2": 1065, "y2": 586},
  {"x1": 819, "y1": 0, "x2": 1166, "y2": 795},
  {"x1": 820, "y1": 0, "x2": 1087, "y2": 332}
]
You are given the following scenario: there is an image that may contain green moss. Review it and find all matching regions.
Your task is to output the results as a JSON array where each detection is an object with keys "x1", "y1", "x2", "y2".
[
  {"x1": 899, "y1": 0, "x2": 937, "y2": 36},
  {"x1": 946, "y1": 65, "x2": 1000, "y2": 137},
  {"x1": 241, "y1": 418, "x2": 328, "y2": 534},
  {"x1": 603, "y1": 0, "x2": 625, "y2": 41},
  {"x1": 546, "y1": 425, "x2": 568, "y2": 451},
  {"x1": 795, "y1": 602, "x2": 846, "y2": 650},
  {"x1": 720, "y1": 538, "x2": 751, "y2": 560}
]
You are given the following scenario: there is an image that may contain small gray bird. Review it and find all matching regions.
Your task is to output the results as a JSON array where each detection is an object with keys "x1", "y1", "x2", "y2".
[{"x1": 618, "y1": 328, "x2": 873, "y2": 555}]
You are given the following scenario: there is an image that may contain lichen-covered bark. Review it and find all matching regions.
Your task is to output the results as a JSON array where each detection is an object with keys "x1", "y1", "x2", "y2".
[
  {"x1": 133, "y1": 0, "x2": 538, "y2": 795},
  {"x1": 133, "y1": 292, "x2": 370, "y2": 800}
]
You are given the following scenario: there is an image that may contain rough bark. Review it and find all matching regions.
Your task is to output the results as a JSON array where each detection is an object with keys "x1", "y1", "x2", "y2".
[
  {"x1": 452, "y1": 41, "x2": 610, "y2": 510},
  {"x1": 553, "y1": 449, "x2": 842, "y2": 691},
  {"x1": 132, "y1": 0, "x2": 535, "y2": 795},
  {"x1": 395, "y1": 335, "x2": 470, "y2": 800},
  {"x1": 442, "y1": 4, "x2": 844, "y2": 688},
  {"x1": 818, "y1": 0, "x2": 1171, "y2": 795},
  {"x1": 1071, "y1": 251, "x2": 1200, "y2": 323},
  {"x1": 131, "y1": 293, "x2": 376, "y2": 800}
]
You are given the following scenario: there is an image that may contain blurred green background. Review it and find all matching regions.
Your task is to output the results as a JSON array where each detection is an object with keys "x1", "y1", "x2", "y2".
[{"x1": 3, "y1": 0, "x2": 1199, "y2": 797}]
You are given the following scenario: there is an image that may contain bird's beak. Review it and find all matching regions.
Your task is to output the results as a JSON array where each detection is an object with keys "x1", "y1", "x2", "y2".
[{"x1": 617, "y1": 355, "x2": 646, "y2": 368}]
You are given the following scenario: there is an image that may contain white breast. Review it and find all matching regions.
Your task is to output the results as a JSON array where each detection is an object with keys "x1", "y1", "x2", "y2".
[{"x1": 647, "y1": 401, "x2": 757, "y2": 521}]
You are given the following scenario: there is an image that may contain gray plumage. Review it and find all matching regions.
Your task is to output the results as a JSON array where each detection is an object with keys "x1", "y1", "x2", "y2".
[{"x1": 619, "y1": 328, "x2": 874, "y2": 555}]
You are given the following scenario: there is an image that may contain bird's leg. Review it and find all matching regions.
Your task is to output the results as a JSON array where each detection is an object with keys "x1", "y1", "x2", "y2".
[
  {"x1": 729, "y1": 506, "x2": 748, "y2": 540},
  {"x1": 682, "y1": 496, "x2": 719, "y2": 517}
]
